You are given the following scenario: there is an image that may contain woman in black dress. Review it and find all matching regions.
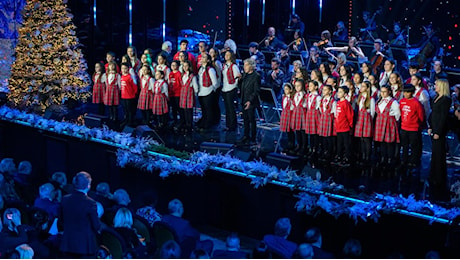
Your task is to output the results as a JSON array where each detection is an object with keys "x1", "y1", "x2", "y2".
[{"x1": 428, "y1": 78, "x2": 451, "y2": 201}]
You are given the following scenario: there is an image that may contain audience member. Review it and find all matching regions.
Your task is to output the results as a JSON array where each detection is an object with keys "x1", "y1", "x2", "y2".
[
  {"x1": 60, "y1": 171, "x2": 101, "y2": 258},
  {"x1": 136, "y1": 190, "x2": 162, "y2": 227},
  {"x1": 342, "y1": 238, "x2": 362, "y2": 258},
  {"x1": 305, "y1": 227, "x2": 334, "y2": 259},
  {"x1": 213, "y1": 232, "x2": 248, "y2": 259},
  {"x1": 162, "y1": 199, "x2": 200, "y2": 244},
  {"x1": 263, "y1": 217, "x2": 298, "y2": 259},
  {"x1": 14, "y1": 244, "x2": 34, "y2": 259},
  {"x1": 33, "y1": 183, "x2": 60, "y2": 220},
  {"x1": 159, "y1": 240, "x2": 182, "y2": 259},
  {"x1": 113, "y1": 207, "x2": 146, "y2": 257},
  {"x1": 90, "y1": 182, "x2": 113, "y2": 209},
  {"x1": 190, "y1": 248, "x2": 210, "y2": 259},
  {"x1": 0, "y1": 208, "x2": 29, "y2": 254},
  {"x1": 294, "y1": 243, "x2": 314, "y2": 259}
]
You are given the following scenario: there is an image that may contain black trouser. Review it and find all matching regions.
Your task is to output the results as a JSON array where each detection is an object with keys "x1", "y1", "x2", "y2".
[
  {"x1": 97, "y1": 103, "x2": 105, "y2": 116},
  {"x1": 307, "y1": 134, "x2": 319, "y2": 151},
  {"x1": 360, "y1": 137, "x2": 372, "y2": 160},
  {"x1": 296, "y1": 130, "x2": 306, "y2": 152},
  {"x1": 430, "y1": 136, "x2": 448, "y2": 199},
  {"x1": 242, "y1": 104, "x2": 256, "y2": 140},
  {"x1": 141, "y1": 109, "x2": 151, "y2": 125},
  {"x1": 321, "y1": 136, "x2": 334, "y2": 158},
  {"x1": 380, "y1": 142, "x2": 396, "y2": 162},
  {"x1": 213, "y1": 87, "x2": 222, "y2": 125},
  {"x1": 180, "y1": 108, "x2": 194, "y2": 130},
  {"x1": 337, "y1": 131, "x2": 351, "y2": 159},
  {"x1": 198, "y1": 93, "x2": 215, "y2": 129},
  {"x1": 287, "y1": 131, "x2": 295, "y2": 148},
  {"x1": 222, "y1": 88, "x2": 237, "y2": 129},
  {"x1": 400, "y1": 130, "x2": 422, "y2": 166},
  {"x1": 155, "y1": 114, "x2": 168, "y2": 127},
  {"x1": 121, "y1": 98, "x2": 137, "y2": 126},
  {"x1": 107, "y1": 105, "x2": 118, "y2": 121},
  {"x1": 169, "y1": 96, "x2": 180, "y2": 124}
]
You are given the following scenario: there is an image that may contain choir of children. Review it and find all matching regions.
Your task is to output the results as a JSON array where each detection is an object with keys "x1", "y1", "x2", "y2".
[{"x1": 90, "y1": 44, "x2": 437, "y2": 172}]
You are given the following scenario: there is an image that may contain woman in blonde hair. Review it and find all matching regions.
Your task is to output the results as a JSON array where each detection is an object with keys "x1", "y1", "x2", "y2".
[
  {"x1": 428, "y1": 78, "x2": 451, "y2": 201},
  {"x1": 113, "y1": 208, "x2": 146, "y2": 254}
]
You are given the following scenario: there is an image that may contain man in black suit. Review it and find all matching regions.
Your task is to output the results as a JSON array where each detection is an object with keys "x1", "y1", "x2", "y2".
[
  {"x1": 213, "y1": 233, "x2": 248, "y2": 259},
  {"x1": 305, "y1": 227, "x2": 334, "y2": 259},
  {"x1": 60, "y1": 171, "x2": 101, "y2": 258},
  {"x1": 238, "y1": 58, "x2": 261, "y2": 144}
]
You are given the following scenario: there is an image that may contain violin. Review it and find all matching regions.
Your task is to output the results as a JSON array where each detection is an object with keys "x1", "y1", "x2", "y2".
[
  {"x1": 370, "y1": 43, "x2": 389, "y2": 75},
  {"x1": 316, "y1": 39, "x2": 329, "y2": 47}
]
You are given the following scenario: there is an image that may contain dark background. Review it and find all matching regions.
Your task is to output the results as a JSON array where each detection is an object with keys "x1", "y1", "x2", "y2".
[{"x1": 67, "y1": 0, "x2": 459, "y2": 72}]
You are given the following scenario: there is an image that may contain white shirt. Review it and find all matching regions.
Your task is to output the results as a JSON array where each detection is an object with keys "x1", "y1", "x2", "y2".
[
  {"x1": 198, "y1": 66, "x2": 218, "y2": 96},
  {"x1": 213, "y1": 60, "x2": 223, "y2": 89},
  {"x1": 282, "y1": 96, "x2": 291, "y2": 109},
  {"x1": 378, "y1": 96, "x2": 400, "y2": 121},
  {"x1": 292, "y1": 92, "x2": 307, "y2": 108},
  {"x1": 379, "y1": 71, "x2": 391, "y2": 87},
  {"x1": 154, "y1": 79, "x2": 168, "y2": 97},
  {"x1": 94, "y1": 72, "x2": 106, "y2": 84},
  {"x1": 107, "y1": 72, "x2": 120, "y2": 86},
  {"x1": 307, "y1": 92, "x2": 321, "y2": 110},
  {"x1": 321, "y1": 96, "x2": 336, "y2": 114},
  {"x1": 414, "y1": 86, "x2": 431, "y2": 120},
  {"x1": 358, "y1": 93, "x2": 375, "y2": 118},
  {"x1": 141, "y1": 76, "x2": 155, "y2": 91},
  {"x1": 156, "y1": 64, "x2": 171, "y2": 79},
  {"x1": 182, "y1": 72, "x2": 199, "y2": 94},
  {"x1": 222, "y1": 63, "x2": 240, "y2": 92}
]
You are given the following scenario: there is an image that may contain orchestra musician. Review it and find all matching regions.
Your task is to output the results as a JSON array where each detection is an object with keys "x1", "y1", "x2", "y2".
[
  {"x1": 289, "y1": 30, "x2": 306, "y2": 52},
  {"x1": 360, "y1": 10, "x2": 380, "y2": 42},
  {"x1": 263, "y1": 27, "x2": 284, "y2": 51},
  {"x1": 314, "y1": 30, "x2": 333, "y2": 50},
  {"x1": 370, "y1": 38, "x2": 393, "y2": 75},
  {"x1": 388, "y1": 22, "x2": 406, "y2": 46},
  {"x1": 248, "y1": 42, "x2": 266, "y2": 70},
  {"x1": 410, "y1": 24, "x2": 440, "y2": 68},
  {"x1": 325, "y1": 36, "x2": 365, "y2": 59},
  {"x1": 276, "y1": 44, "x2": 290, "y2": 74},
  {"x1": 220, "y1": 38, "x2": 237, "y2": 55},
  {"x1": 333, "y1": 21, "x2": 348, "y2": 41},
  {"x1": 288, "y1": 14, "x2": 305, "y2": 38}
]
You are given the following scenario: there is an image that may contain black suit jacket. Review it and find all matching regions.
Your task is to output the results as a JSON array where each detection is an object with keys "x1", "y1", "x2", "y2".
[
  {"x1": 161, "y1": 214, "x2": 200, "y2": 244},
  {"x1": 239, "y1": 71, "x2": 261, "y2": 107},
  {"x1": 60, "y1": 191, "x2": 101, "y2": 255},
  {"x1": 429, "y1": 95, "x2": 451, "y2": 136}
]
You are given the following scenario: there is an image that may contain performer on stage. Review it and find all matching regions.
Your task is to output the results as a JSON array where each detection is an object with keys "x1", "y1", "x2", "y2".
[
  {"x1": 197, "y1": 41, "x2": 208, "y2": 69},
  {"x1": 360, "y1": 61, "x2": 372, "y2": 81},
  {"x1": 378, "y1": 59, "x2": 396, "y2": 88},
  {"x1": 305, "y1": 81, "x2": 321, "y2": 157},
  {"x1": 332, "y1": 86, "x2": 354, "y2": 167},
  {"x1": 333, "y1": 21, "x2": 348, "y2": 41},
  {"x1": 277, "y1": 44, "x2": 290, "y2": 74},
  {"x1": 374, "y1": 85, "x2": 400, "y2": 168},
  {"x1": 389, "y1": 72, "x2": 404, "y2": 101},
  {"x1": 137, "y1": 65, "x2": 155, "y2": 125},
  {"x1": 410, "y1": 24, "x2": 440, "y2": 69},
  {"x1": 92, "y1": 62, "x2": 106, "y2": 116},
  {"x1": 105, "y1": 51, "x2": 120, "y2": 73},
  {"x1": 360, "y1": 10, "x2": 380, "y2": 43},
  {"x1": 173, "y1": 39, "x2": 197, "y2": 72},
  {"x1": 290, "y1": 79, "x2": 308, "y2": 156},
  {"x1": 238, "y1": 59, "x2": 261, "y2": 144},
  {"x1": 263, "y1": 27, "x2": 284, "y2": 51},
  {"x1": 354, "y1": 81, "x2": 375, "y2": 165},
  {"x1": 428, "y1": 79, "x2": 451, "y2": 200},
  {"x1": 152, "y1": 70, "x2": 169, "y2": 129},
  {"x1": 222, "y1": 50, "x2": 241, "y2": 131},
  {"x1": 318, "y1": 84, "x2": 336, "y2": 161},
  {"x1": 400, "y1": 84, "x2": 425, "y2": 169},
  {"x1": 370, "y1": 39, "x2": 392, "y2": 75},
  {"x1": 265, "y1": 58, "x2": 285, "y2": 100},
  {"x1": 209, "y1": 47, "x2": 223, "y2": 126},
  {"x1": 104, "y1": 62, "x2": 121, "y2": 121},
  {"x1": 280, "y1": 83, "x2": 294, "y2": 152},
  {"x1": 179, "y1": 60, "x2": 199, "y2": 133},
  {"x1": 288, "y1": 14, "x2": 305, "y2": 38},
  {"x1": 306, "y1": 46, "x2": 321, "y2": 72},
  {"x1": 127, "y1": 46, "x2": 141, "y2": 74},
  {"x1": 325, "y1": 36, "x2": 365, "y2": 59},
  {"x1": 248, "y1": 42, "x2": 266, "y2": 70},
  {"x1": 197, "y1": 53, "x2": 218, "y2": 130},
  {"x1": 120, "y1": 63, "x2": 139, "y2": 127},
  {"x1": 388, "y1": 22, "x2": 406, "y2": 46},
  {"x1": 156, "y1": 53, "x2": 171, "y2": 80},
  {"x1": 411, "y1": 73, "x2": 431, "y2": 123},
  {"x1": 405, "y1": 62, "x2": 429, "y2": 90}
]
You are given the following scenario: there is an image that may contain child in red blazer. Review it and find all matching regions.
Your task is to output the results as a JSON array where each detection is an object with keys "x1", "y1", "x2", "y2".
[{"x1": 333, "y1": 86, "x2": 354, "y2": 167}]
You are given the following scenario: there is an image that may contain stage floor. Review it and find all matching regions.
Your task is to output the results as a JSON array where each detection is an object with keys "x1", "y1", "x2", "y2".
[{"x1": 83, "y1": 102, "x2": 460, "y2": 204}]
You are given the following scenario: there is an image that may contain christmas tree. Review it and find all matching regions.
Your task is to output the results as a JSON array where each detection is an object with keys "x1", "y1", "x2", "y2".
[{"x1": 8, "y1": 0, "x2": 91, "y2": 112}]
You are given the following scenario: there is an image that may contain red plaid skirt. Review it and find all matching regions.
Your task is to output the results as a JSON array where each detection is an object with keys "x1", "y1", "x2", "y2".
[
  {"x1": 137, "y1": 86, "x2": 154, "y2": 110},
  {"x1": 318, "y1": 112, "x2": 334, "y2": 137},
  {"x1": 374, "y1": 101, "x2": 400, "y2": 143},
  {"x1": 179, "y1": 86, "x2": 195, "y2": 109},
  {"x1": 103, "y1": 84, "x2": 120, "y2": 106},
  {"x1": 290, "y1": 105, "x2": 306, "y2": 131},
  {"x1": 92, "y1": 82, "x2": 105, "y2": 104},
  {"x1": 152, "y1": 93, "x2": 168, "y2": 115},
  {"x1": 354, "y1": 109, "x2": 373, "y2": 137},
  {"x1": 305, "y1": 108, "x2": 320, "y2": 134},
  {"x1": 279, "y1": 108, "x2": 292, "y2": 132}
]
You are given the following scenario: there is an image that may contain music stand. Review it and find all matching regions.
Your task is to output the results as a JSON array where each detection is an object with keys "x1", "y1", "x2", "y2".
[{"x1": 257, "y1": 87, "x2": 282, "y2": 152}]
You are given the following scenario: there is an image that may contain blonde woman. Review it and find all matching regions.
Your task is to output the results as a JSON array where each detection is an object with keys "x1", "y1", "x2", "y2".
[
  {"x1": 428, "y1": 78, "x2": 451, "y2": 201},
  {"x1": 114, "y1": 208, "x2": 146, "y2": 250}
]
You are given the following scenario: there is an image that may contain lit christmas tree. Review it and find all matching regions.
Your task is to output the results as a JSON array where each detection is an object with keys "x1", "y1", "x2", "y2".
[{"x1": 8, "y1": 0, "x2": 91, "y2": 112}]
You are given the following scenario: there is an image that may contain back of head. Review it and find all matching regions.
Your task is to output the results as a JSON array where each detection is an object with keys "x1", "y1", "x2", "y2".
[
  {"x1": 305, "y1": 227, "x2": 322, "y2": 245},
  {"x1": 342, "y1": 238, "x2": 362, "y2": 258},
  {"x1": 51, "y1": 171, "x2": 67, "y2": 186},
  {"x1": 226, "y1": 232, "x2": 240, "y2": 250},
  {"x1": 274, "y1": 217, "x2": 291, "y2": 238},
  {"x1": 113, "y1": 207, "x2": 133, "y2": 228},
  {"x1": 296, "y1": 243, "x2": 314, "y2": 259},
  {"x1": 39, "y1": 183, "x2": 55, "y2": 200},
  {"x1": 15, "y1": 244, "x2": 34, "y2": 259},
  {"x1": 72, "y1": 171, "x2": 92, "y2": 192},
  {"x1": 17, "y1": 161, "x2": 32, "y2": 175},
  {"x1": 0, "y1": 158, "x2": 16, "y2": 175},
  {"x1": 190, "y1": 249, "x2": 209, "y2": 259},
  {"x1": 96, "y1": 182, "x2": 111, "y2": 195},
  {"x1": 113, "y1": 189, "x2": 131, "y2": 206},
  {"x1": 168, "y1": 199, "x2": 184, "y2": 217},
  {"x1": 160, "y1": 240, "x2": 181, "y2": 259}
]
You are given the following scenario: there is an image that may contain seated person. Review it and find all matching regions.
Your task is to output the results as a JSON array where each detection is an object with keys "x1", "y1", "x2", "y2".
[
  {"x1": 104, "y1": 188, "x2": 133, "y2": 224},
  {"x1": 213, "y1": 233, "x2": 248, "y2": 259},
  {"x1": 264, "y1": 58, "x2": 285, "y2": 100},
  {"x1": 162, "y1": 199, "x2": 200, "y2": 244},
  {"x1": 160, "y1": 240, "x2": 181, "y2": 259},
  {"x1": 136, "y1": 190, "x2": 162, "y2": 228},
  {"x1": 0, "y1": 208, "x2": 30, "y2": 254},
  {"x1": 50, "y1": 171, "x2": 74, "y2": 200},
  {"x1": 14, "y1": 161, "x2": 34, "y2": 203},
  {"x1": 190, "y1": 248, "x2": 210, "y2": 259},
  {"x1": 263, "y1": 217, "x2": 298, "y2": 259},
  {"x1": 14, "y1": 244, "x2": 34, "y2": 259},
  {"x1": 248, "y1": 42, "x2": 266, "y2": 71},
  {"x1": 294, "y1": 243, "x2": 314, "y2": 259},
  {"x1": 89, "y1": 182, "x2": 113, "y2": 209},
  {"x1": 113, "y1": 208, "x2": 146, "y2": 256},
  {"x1": 0, "y1": 173, "x2": 21, "y2": 207},
  {"x1": 33, "y1": 183, "x2": 60, "y2": 220},
  {"x1": 263, "y1": 27, "x2": 285, "y2": 51},
  {"x1": 305, "y1": 227, "x2": 334, "y2": 259}
]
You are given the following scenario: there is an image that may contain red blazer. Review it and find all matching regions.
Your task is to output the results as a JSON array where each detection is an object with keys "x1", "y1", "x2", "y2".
[{"x1": 335, "y1": 99, "x2": 354, "y2": 133}]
